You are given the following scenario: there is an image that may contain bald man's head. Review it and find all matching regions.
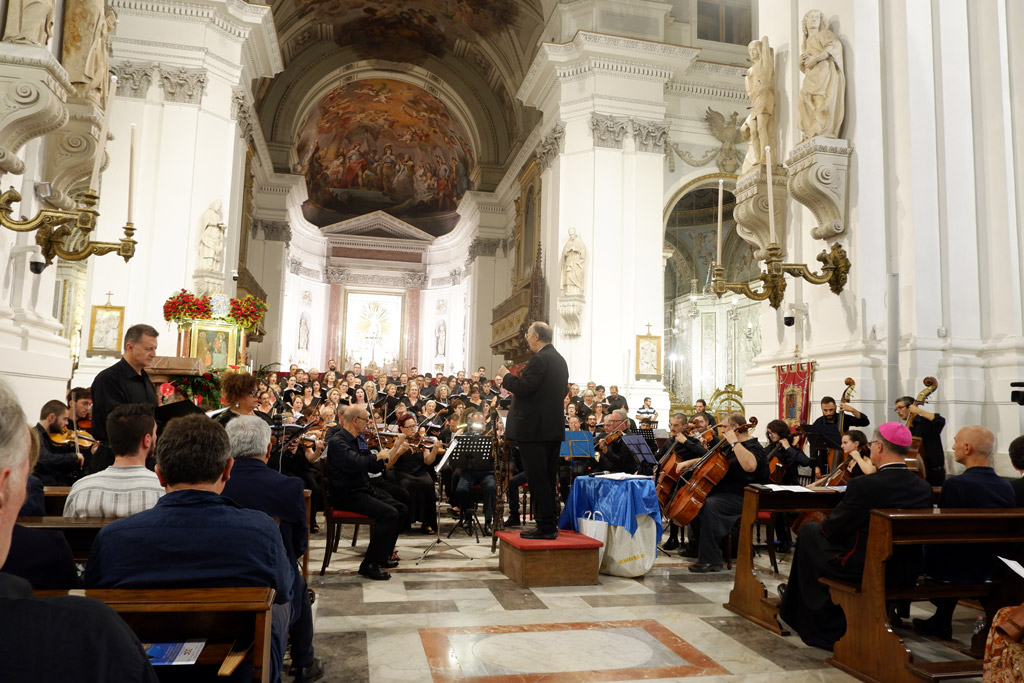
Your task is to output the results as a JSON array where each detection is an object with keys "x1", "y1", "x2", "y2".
[{"x1": 953, "y1": 425, "x2": 995, "y2": 465}]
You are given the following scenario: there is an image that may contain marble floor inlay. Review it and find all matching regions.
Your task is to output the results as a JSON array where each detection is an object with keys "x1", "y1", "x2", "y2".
[{"x1": 421, "y1": 620, "x2": 727, "y2": 681}]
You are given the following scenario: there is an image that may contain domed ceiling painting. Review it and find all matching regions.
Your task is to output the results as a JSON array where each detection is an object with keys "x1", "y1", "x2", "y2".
[{"x1": 296, "y1": 79, "x2": 475, "y2": 236}]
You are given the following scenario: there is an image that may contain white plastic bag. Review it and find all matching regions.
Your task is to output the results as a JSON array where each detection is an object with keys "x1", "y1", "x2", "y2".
[
  {"x1": 577, "y1": 510, "x2": 608, "y2": 565},
  {"x1": 600, "y1": 514, "x2": 657, "y2": 577}
]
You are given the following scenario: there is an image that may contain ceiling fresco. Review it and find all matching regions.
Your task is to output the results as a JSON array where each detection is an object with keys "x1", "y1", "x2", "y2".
[
  {"x1": 297, "y1": 0, "x2": 522, "y2": 62},
  {"x1": 296, "y1": 78, "x2": 475, "y2": 236}
]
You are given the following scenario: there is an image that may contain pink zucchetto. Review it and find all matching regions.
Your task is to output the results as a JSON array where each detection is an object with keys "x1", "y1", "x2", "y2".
[{"x1": 878, "y1": 422, "x2": 913, "y2": 447}]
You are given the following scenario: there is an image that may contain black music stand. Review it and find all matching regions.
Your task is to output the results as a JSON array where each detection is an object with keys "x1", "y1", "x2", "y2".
[
  {"x1": 444, "y1": 435, "x2": 494, "y2": 543},
  {"x1": 800, "y1": 423, "x2": 843, "y2": 472},
  {"x1": 416, "y1": 438, "x2": 476, "y2": 564},
  {"x1": 622, "y1": 434, "x2": 659, "y2": 476},
  {"x1": 560, "y1": 431, "x2": 595, "y2": 491}
]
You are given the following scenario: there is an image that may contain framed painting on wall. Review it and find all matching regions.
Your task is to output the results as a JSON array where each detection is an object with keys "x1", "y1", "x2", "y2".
[
  {"x1": 635, "y1": 334, "x2": 662, "y2": 381},
  {"x1": 88, "y1": 305, "x2": 125, "y2": 356},
  {"x1": 342, "y1": 291, "x2": 405, "y2": 372},
  {"x1": 188, "y1": 322, "x2": 239, "y2": 372}
]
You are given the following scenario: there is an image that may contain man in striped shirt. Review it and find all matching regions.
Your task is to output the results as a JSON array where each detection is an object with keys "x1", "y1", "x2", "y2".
[{"x1": 63, "y1": 404, "x2": 163, "y2": 518}]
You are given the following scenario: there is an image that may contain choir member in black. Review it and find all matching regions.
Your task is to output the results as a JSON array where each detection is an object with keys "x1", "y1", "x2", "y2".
[
  {"x1": 380, "y1": 383, "x2": 402, "y2": 423},
  {"x1": 1009, "y1": 435, "x2": 1024, "y2": 507},
  {"x1": 778, "y1": 422, "x2": 933, "y2": 649},
  {"x1": 388, "y1": 413, "x2": 442, "y2": 534},
  {"x1": 912, "y1": 425, "x2": 1014, "y2": 639},
  {"x1": 894, "y1": 395, "x2": 947, "y2": 486},
  {"x1": 596, "y1": 411, "x2": 635, "y2": 474},
  {"x1": 673, "y1": 413, "x2": 769, "y2": 572},
  {"x1": 299, "y1": 383, "x2": 321, "y2": 413},
  {"x1": 690, "y1": 399, "x2": 717, "y2": 428},
  {"x1": 808, "y1": 396, "x2": 870, "y2": 478},
  {"x1": 606, "y1": 385, "x2": 628, "y2": 412},
  {"x1": 311, "y1": 379, "x2": 326, "y2": 401},
  {"x1": 419, "y1": 400, "x2": 443, "y2": 433},
  {"x1": 33, "y1": 401, "x2": 82, "y2": 485},
  {"x1": 763, "y1": 419, "x2": 812, "y2": 550},
  {"x1": 658, "y1": 413, "x2": 707, "y2": 552}
]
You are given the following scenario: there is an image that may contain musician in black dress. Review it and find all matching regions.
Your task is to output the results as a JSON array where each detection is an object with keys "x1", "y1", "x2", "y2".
[
  {"x1": 764, "y1": 419, "x2": 811, "y2": 550},
  {"x1": 673, "y1": 413, "x2": 769, "y2": 572},
  {"x1": 388, "y1": 413, "x2": 442, "y2": 534}
]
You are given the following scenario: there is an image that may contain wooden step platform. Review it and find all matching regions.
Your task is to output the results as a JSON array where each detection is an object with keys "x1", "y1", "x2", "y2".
[{"x1": 496, "y1": 530, "x2": 603, "y2": 588}]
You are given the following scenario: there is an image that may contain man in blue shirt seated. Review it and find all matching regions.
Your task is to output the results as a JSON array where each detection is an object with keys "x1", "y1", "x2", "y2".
[
  {"x1": 913, "y1": 425, "x2": 1015, "y2": 640},
  {"x1": 84, "y1": 414, "x2": 294, "y2": 682},
  {"x1": 223, "y1": 416, "x2": 324, "y2": 682}
]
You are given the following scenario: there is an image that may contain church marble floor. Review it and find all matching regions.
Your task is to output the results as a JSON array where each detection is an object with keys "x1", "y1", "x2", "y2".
[{"x1": 306, "y1": 519, "x2": 986, "y2": 682}]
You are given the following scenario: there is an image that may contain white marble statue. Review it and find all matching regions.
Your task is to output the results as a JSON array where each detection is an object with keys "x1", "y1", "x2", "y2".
[
  {"x1": 798, "y1": 9, "x2": 846, "y2": 142},
  {"x1": 741, "y1": 36, "x2": 776, "y2": 174},
  {"x1": 198, "y1": 200, "x2": 226, "y2": 272},
  {"x1": 62, "y1": 0, "x2": 116, "y2": 106},
  {"x1": 3, "y1": 0, "x2": 55, "y2": 46},
  {"x1": 559, "y1": 227, "x2": 586, "y2": 296}
]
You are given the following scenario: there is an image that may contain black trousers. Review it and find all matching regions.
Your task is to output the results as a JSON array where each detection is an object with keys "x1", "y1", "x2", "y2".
[
  {"x1": 518, "y1": 441, "x2": 560, "y2": 534},
  {"x1": 334, "y1": 488, "x2": 406, "y2": 565},
  {"x1": 392, "y1": 469, "x2": 437, "y2": 528}
]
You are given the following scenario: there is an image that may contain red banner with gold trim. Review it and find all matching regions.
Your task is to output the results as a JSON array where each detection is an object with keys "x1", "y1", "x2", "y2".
[{"x1": 776, "y1": 362, "x2": 814, "y2": 429}]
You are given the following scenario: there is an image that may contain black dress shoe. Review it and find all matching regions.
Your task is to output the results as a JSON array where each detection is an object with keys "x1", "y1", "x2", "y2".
[
  {"x1": 380, "y1": 558, "x2": 399, "y2": 569},
  {"x1": 294, "y1": 657, "x2": 324, "y2": 682},
  {"x1": 504, "y1": 516, "x2": 521, "y2": 527},
  {"x1": 520, "y1": 529, "x2": 558, "y2": 540},
  {"x1": 358, "y1": 563, "x2": 391, "y2": 581},
  {"x1": 663, "y1": 537, "x2": 680, "y2": 551},
  {"x1": 777, "y1": 583, "x2": 787, "y2": 600},
  {"x1": 483, "y1": 524, "x2": 493, "y2": 536},
  {"x1": 687, "y1": 562, "x2": 722, "y2": 573},
  {"x1": 680, "y1": 544, "x2": 699, "y2": 558}
]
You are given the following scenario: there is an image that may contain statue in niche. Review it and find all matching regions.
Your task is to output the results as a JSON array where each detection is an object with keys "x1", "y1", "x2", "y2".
[
  {"x1": 298, "y1": 315, "x2": 310, "y2": 351},
  {"x1": 63, "y1": 1, "x2": 117, "y2": 106},
  {"x1": 559, "y1": 227, "x2": 586, "y2": 296},
  {"x1": 434, "y1": 319, "x2": 446, "y2": 357},
  {"x1": 197, "y1": 200, "x2": 226, "y2": 272},
  {"x1": 798, "y1": 9, "x2": 846, "y2": 142},
  {"x1": 741, "y1": 36, "x2": 776, "y2": 174},
  {"x1": 3, "y1": 0, "x2": 55, "y2": 46}
]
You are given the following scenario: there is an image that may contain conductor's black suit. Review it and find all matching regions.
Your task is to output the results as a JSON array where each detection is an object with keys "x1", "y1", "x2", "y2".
[{"x1": 502, "y1": 343, "x2": 569, "y2": 535}]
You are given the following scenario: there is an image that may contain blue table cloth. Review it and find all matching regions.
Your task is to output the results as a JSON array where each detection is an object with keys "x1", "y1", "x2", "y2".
[{"x1": 558, "y1": 476, "x2": 662, "y2": 539}]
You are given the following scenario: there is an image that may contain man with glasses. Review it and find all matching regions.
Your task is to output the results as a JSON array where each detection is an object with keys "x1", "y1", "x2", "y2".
[
  {"x1": 894, "y1": 395, "x2": 947, "y2": 485},
  {"x1": 778, "y1": 422, "x2": 932, "y2": 650},
  {"x1": 325, "y1": 406, "x2": 408, "y2": 580}
]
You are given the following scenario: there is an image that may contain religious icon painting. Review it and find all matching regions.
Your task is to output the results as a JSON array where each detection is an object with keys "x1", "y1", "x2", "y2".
[
  {"x1": 88, "y1": 305, "x2": 125, "y2": 356},
  {"x1": 188, "y1": 322, "x2": 239, "y2": 372},
  {"x1": 635, "y1": 335, "x2": 662, "y2": 381}
]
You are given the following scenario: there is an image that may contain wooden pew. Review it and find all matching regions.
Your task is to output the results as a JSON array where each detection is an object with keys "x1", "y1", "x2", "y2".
[
  {"x1": 43, "y1": 486, "x2": 71, "y2": 515},
  {"x1": 17, "y1": 516, "x2": 116, "y2": 562},
  {"x1": 724, "y1": 485, "x2": 845, "y2": 634},
  {"x1": 37, "y1": 587, "x2": 275, "y2": 682},
  {"x1": 822, "y1": 508, "x2": 1024, "y2": 683}
]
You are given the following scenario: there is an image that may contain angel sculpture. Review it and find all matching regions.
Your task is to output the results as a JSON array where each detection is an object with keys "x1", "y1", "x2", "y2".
[{"x1": 666, "y1": 107, "x2": 743, "y2": 173}]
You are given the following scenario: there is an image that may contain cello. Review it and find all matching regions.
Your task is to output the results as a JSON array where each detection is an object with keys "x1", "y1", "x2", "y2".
[
  {"x1": 656, "y1": 423, "x2": 714, "y2": 507},
  {"x1": 662, "y1": 417, "x2": 757, "y2": 527},
  {"x1": 904, "y1": 377, "x2": 937, "y2": 477}
]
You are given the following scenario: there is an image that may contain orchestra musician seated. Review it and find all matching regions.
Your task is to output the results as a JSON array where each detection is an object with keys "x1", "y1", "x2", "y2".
[
  {"x1": 558, "y1": 415, "x2": 593, "y2": 503},
  {"x1": 657, "y1": 413, "x2": 709, "y2": 554},
  {"x1": 326, "y1": 406, "x2": 408, "y2": 581},
  {"x1": 596, "y1": 411, "x2": 635, "y2": 474},
  {"x1": 763, "y1": 419, "x2": 812, "y2": 551},
  {"x1": 675, "y1": 413, "x2": 769, "y2": 573},
  {"x1": 32, "y1": 400, "x2": 83, "y2": 485},
  {"x1": 453, "y1": 411, "x2": 496, "y2": 535},
  {"x1": 388, "y1": 413, "x2": 443, "y2": 535}
]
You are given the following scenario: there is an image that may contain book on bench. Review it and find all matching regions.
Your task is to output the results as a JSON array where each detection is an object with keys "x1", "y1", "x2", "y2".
[{"x1": 144, "y1": 640, "x2": 205, "y2": 665}]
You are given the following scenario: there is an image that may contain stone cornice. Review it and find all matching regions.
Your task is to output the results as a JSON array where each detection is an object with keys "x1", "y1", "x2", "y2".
[{"x1": 666, "y1": 80, "x2": 747, "y2": 102}]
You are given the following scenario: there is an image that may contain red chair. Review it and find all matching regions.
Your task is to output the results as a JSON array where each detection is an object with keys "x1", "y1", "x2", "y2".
[{"x1": 319, "y1": 476, "x2": 374, "y2": 576}]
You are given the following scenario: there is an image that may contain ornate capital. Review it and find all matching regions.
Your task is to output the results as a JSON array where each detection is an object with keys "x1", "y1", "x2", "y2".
[
  {"x1": 157, "y1": 66, "x2": 206, "y2": 105},
  {"x1": 590, "y1": 113, "x2": 629, "y2": 149},
  {"x1": 536, "y1": 123, "x2": 565, "y2": 170},
  {"x1": 287, "y1": 256, "x2": 321, "y2": 281},
  {"x1": 232, "y1": 88, "x2": 256, "y2": 147},
  {"x1": 111, "y1": 61, "x2": 152, "y2": 98},
  {"x1": 251, "y1": 218, "x2": 290, "y2": 242},
  {"x1": 786, "y1": 136, "x2": 853, "y2": 240},
  {"x1": 631, "y1": 118, "x2": 670, "y2": 154},
  {"x1": 466, "y1": 237, "x2": 501, "y2": 267}
]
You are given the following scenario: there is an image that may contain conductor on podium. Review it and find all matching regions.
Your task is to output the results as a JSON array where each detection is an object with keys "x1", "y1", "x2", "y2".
[{"x1": 498, "y1": 322, "x2": 569, "y2": 540}]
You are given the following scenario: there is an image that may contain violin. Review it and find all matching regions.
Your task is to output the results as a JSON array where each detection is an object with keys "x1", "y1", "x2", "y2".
[
  {"x1": 596, "y1": 429, "x2": 624, "y2": 451},
  {"x1": 51, "y1": 428, "x2": 97, "y2": 449},
  {"x1": 662, "y1": 418, "x2": 758, "y2": 527}
]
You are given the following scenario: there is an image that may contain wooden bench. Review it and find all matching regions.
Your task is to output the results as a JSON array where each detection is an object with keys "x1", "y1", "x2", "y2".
[
  {"x1": 724, "y1": 485, "x2": 845, "y2": 634},
  {"x1": 17, "y1": 516, "x2": 117, "y2": 562},
  {"x1": 37, "y1": 586, "x2": 275, "y2": 682},
  {"x1": 821, "y1": 508, "x2": 1024, "y2": 683},
  {"x1": 43, "y1": 486, "x2": 71, "y2": 515}
]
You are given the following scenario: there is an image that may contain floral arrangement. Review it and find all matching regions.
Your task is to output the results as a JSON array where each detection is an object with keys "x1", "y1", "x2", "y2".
[
  {"x1": 229, "y1": 294, "x2": 269, "y2": 331},
  {"x1": 162, "y1": 289, "x2": 267, "y2": 331},
  {"x1": 160, "y1": 371, "x2": 222, "y2": 407},
  {"x1": 162, "y1": 289, "x2": 212, "y2": 325}
]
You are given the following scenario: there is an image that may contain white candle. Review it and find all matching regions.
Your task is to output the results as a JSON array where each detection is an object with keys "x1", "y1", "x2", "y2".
[
  {"x1": 716, "y1": 179, "x2": 724, "y2": 265},
  {"x1": 89, "y1": 75, "x2": 117, "y2": 192},
  {"x1": 765, "y1": 145, "x2": 776, "y2": 245},
  {"x1": 127, "y1": 124, "x2": 136, "y2": 222}
]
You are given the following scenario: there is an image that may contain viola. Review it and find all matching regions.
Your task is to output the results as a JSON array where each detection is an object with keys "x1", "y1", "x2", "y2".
[{"x1": 662, "y1": 418, "x2": 757, "y2": 527}]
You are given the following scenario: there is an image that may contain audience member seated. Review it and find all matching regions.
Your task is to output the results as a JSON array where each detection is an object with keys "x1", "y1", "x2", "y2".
[
  {"x1": 33, "y1": 399, "x2": 82, "y2": 485},
  {"x1": 912, "y1": 425, "x2": 1015, "y2": 640},
  {"x1": 84, "y1": 414, "x2": 295, "y2": 682},
  {"x1": 63, "y1": 403, "x2": 163, "y2": 518},
  {"x1": 223, "y1": 417, "x2": 324, "y2": 682},
  {"x1": 1008, "y1": 435, "x2": 1024, "y2": 506},
  {"x1": 326, "y1": 406, "x2": 408, "y2": 581},
  {"x1": 0, "y1": 378, "x2": 157, "y2": 681},
  {"x1": 778, "y1": 422, "x2": 933, "y2": 649}
]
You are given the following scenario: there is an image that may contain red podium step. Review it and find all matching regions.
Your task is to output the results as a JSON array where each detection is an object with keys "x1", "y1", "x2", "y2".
[{"x1": 496, "y1": 530, "x2": 603, "y2": 588}]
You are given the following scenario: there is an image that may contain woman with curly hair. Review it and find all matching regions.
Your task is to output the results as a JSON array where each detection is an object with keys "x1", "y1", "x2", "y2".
[{"x1": 217, "y1": 370, "x2": 271, "y2": 427}]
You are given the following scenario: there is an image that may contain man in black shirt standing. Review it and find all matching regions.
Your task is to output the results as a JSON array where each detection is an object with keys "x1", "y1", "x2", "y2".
[
  {"x1": 90, "y1": 324, "x2": 159, "y2": 473},
  {"x1": 895, "y1": 395, "x2": 946, "y2": 485},
  {"x1": 808, "y1": 395, "x2": 870, "y2": 478},
  {"x1": 606, "y1": 385, "x2": 628, "y2": 412}
]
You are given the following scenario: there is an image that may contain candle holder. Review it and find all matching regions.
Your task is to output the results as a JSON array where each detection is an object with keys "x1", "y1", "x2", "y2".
[
  {"x1": 713, "y1": 242, "x2": 850, "y2": 310},
  {"x1": 0, "y1": 187, "x2": 137, "y2": 268}
]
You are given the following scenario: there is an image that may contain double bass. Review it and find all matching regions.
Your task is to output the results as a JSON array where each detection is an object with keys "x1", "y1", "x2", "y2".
[
  {"x1": 662, "y1": 418, "x2": 758, "y2": 527},
  {"x1": 904, "y1": 377, "x2": 937, "y2": 476},
  {"x1": 824, "y1": 378, "x2": 856, "y2": 471}
]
